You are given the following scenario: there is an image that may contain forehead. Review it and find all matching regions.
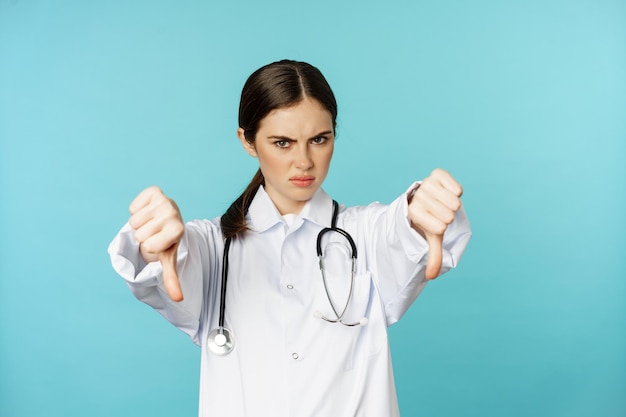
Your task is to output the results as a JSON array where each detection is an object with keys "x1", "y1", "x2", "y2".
[{"x1": 258, "y1": 98, "x2": 334, "y2": 137}]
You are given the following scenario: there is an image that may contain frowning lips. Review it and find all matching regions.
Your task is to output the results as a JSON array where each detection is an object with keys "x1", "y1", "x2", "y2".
[{"x1": 289, "y1": 176, "x2": 315, "y2": 187}]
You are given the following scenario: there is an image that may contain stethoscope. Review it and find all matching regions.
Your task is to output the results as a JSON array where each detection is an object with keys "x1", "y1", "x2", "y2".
[{"x1": 207, "y1": 200, "x2": 367, "y2": 356}]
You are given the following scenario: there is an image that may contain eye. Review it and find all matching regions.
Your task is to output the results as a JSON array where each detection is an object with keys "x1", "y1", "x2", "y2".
[
  {"x1": 274, "y1": 140, "x2": 290, "y2": 148},
  {"x1": 311, "y1": 136, "x2": 327, "y2": 145}
]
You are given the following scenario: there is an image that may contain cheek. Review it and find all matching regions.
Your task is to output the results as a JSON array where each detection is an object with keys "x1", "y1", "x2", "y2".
[
  {"x1": 319, "y1": 148, "x2": 334, "y2": 168},
  {"x1": 257, "y1": 151, "x2": 287, "y2": 174}
]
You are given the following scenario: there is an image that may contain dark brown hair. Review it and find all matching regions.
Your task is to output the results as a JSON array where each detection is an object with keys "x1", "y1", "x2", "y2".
[{"x1": 220, "y1": 60, "x2": 338, "y2": 239}]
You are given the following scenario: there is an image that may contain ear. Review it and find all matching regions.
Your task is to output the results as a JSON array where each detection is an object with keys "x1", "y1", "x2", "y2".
[{"x1": 237, "y1": 128, "x2": 258, "y2": 158}]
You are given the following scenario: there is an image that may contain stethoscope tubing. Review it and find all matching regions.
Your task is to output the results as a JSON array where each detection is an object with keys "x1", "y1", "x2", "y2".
[
  {"x1": 317, "y1": 253, "x2": 361, "y2": 326},
  {"x1": 219, "y1": 237, "x2": 232, "y2": 329},
  {"x1": 316, "y1": 226, "x2": 357, "y2": 258},
  {"x1": 208, "y1": 199, "x2": 365, "y2": 355}
]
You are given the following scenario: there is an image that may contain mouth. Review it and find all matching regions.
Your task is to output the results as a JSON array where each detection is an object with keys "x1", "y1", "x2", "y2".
[{"x1": 289, "y1": 175, "x2": 315, "y2": 187}]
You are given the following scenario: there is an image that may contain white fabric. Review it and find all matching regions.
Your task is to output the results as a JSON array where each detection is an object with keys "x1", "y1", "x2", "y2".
[{"x1": 108, "y1": 184, "x2": 472, "y2": 417}]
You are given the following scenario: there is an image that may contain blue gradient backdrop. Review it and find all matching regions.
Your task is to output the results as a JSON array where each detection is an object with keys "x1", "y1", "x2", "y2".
[{"x1": 1, "y1": 1, "x2": 624, "y2": 416}]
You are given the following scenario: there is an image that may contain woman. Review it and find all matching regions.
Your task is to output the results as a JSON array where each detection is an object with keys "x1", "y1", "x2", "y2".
[{"x1": 108, "y1": 60, "x2": 471, "y2": 417}]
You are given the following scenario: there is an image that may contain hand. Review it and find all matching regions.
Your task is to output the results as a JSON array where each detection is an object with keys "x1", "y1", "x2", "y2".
[
  {"x1": 408, "y1": 169, "x2": 463, "y2": 280},
  {"x1": 128, "y1": 186, "x2": 185, "y2": 301}
]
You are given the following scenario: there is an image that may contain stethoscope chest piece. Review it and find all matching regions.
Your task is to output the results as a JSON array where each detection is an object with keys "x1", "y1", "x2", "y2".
[
  {"x1": 207, "y1": 327, "x2": 235, "y2": 355},
  {"x1": 207, "y1": 200, "x2": 361, "y2": 356}
]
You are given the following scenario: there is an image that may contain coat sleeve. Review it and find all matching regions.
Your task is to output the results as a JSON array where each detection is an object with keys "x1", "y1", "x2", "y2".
[
  {"x1": 107, "y1": 219, "x2": 223, "y2": 345},
  {"x1": 360, "y1": 183, "x2": 472, "y2": 325}
]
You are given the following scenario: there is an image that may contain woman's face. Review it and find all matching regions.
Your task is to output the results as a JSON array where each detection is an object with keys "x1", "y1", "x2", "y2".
[{"x1": 238, "y1": 98, "x2": 335, "y2": 215}]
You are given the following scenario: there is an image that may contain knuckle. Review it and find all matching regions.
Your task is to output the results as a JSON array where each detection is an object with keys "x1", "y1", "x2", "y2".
[
  {"x1": 147, "y1": 185, "x2": 163, "y2": 194},
  {"x1": 408, "y1": 205, "x2": 425, "y2": 222},
  {"x1": 418, "y1": 179, "x2": 433, "y2": 194},
  {"x1": 165, "y1": 207, "x2": 182, "y2": 225},
  {"x1": 140, "y1": 186, "x2": 162, "y2": 203},
  {"x1": 133, "y1": 231, "x2": 144, "y2": 243},
  {"x1": 443, "y1": 212, "x2": 455, "y2": 225},
  {"x1": 434, "y1": 224, "x2": 447, "y2": 235},
  {"x1": 141, "y1": 240, "x2": 156, "y2": 253},
  {"x1": 429, "y1": 219, "x2": 447, "y2": 235},
  {"x1": 431, "y1": 168, "x2": 445, "y2": 177},
  {"x1": 172, "y1": 222, "x2": 185, "y2": 239}
]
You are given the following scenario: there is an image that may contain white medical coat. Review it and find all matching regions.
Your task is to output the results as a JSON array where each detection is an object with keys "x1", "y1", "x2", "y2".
[{"x1": 108, "y1": 184, "x2": 472, "y2": 417}]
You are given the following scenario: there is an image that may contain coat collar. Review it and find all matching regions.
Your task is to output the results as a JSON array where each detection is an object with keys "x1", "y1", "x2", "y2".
[{"x1": 247, "y1": 186, "x2": 334, "y2": 233}]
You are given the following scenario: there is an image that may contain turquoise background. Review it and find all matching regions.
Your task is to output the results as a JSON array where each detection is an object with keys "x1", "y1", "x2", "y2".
[{"x1": 1, "y1": 0, "x2": 624, "y2": 416}]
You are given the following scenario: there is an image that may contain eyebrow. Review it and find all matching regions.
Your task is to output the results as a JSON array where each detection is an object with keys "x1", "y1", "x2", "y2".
[{"x1": 266, "y1": 130, "x2": 333, "y2": 141}]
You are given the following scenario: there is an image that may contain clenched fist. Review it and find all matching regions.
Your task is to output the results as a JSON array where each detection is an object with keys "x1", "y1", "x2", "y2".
[
  {"x1": 408, "y1": 169, "x2": 464, "y2": 280},
  {"x1": 128, "y1": 186, "x2": 185, "y2": 301}
]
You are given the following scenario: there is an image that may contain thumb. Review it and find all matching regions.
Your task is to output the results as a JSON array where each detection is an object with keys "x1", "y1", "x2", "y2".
[
  {"x1": 425, "y1": 233, "x2": 443, "y2": 280},
  {"x1": 160, "y1": 243, "x2": 183, "y2": 302}
]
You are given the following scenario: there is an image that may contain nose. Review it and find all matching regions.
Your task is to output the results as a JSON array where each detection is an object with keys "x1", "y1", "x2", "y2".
[{"x1": 295, "y1": 145, "x2": 313, "y2": 171}]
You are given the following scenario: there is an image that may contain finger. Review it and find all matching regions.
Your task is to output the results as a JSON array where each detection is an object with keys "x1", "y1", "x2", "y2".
[
  {"x1": 129, "y1": 203, "x2": 156, "y2": 231},
  {"x1": 417, "y1": 180, "x2": 462, "y2": 213},
  {"x1": 129, "y1": 186, "x2": 162, "y2": 215},
  {"x1": 425, "y1": 233, "x2": 443, "y2": 280},
  {"x1": 160, "y1": 243, "x2": 183, "y2": 302},
  {"x1": 430, "y1": 169, "x2": 463, "y2": 197},
  {"x1": 133, "y1": 217, "x2": 162, "y2": 244},
  {"x1": 414, "y1": 193, "x2": 457, "y2": 226},
  {"x1": 408, "y1": 201, "x2": 449, "y2": 237}
]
